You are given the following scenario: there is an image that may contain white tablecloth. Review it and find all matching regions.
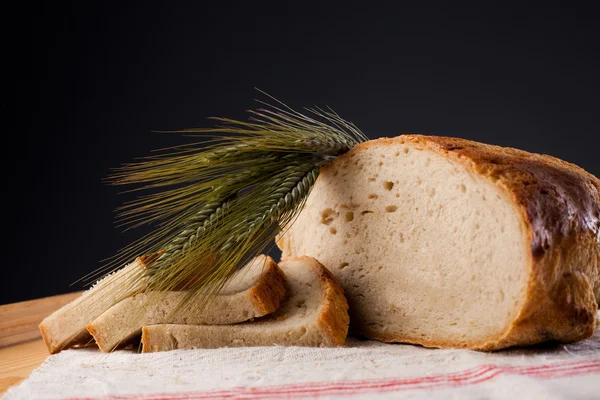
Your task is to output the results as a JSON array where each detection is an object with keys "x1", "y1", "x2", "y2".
[{"x1": 4, "y1": 330, "x2": 599, "y2": 400}]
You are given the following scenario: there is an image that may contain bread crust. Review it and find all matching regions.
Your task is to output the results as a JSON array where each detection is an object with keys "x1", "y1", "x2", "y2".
[
  {"x1": 282, "y1": 256, "x2": 350, "y2": 346},
  {"x1": 248, "y1": 256, "x2": 287, "y2": 315},
  {"x1": 328, "y1": 135, "x2": 599, "y2": 350}
]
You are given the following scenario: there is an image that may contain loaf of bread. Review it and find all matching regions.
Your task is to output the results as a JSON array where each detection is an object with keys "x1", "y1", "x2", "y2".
[
  {"x1": 141, "y1": 256, "x2": 349, "y2": 352},
  {"x1": 87, "y1": 255, "x2": 285, "y2": 352},
  {"x1": 39, "y1": 254, "x2": 156, "y2": 354},
  {"x1": 278, "y1": 135, "x2": 600, "y2": 350}
]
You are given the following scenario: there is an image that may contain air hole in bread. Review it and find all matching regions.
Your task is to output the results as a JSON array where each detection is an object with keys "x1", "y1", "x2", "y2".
[
  {"x1": 361, "y1": 210, "x2": 374, "y2": 215},
  {"x1": 385, "y1": 205, "x2": 398, "y2": 213},
  {"x1": 329, "y1": 227, "x2": 337, "y2": 235},
  {"x1": 368, "y1": 194, "x2": 378, "y2": 199},
  {"x1": 320, "y1": 209, "x2": 336, "y2": 225},
  {"x1": 345, "y1": 212, "x2": 354, "y2": 222},
  {"x1": 383, "y1": 181, "x2": 394, "y2": 191}
]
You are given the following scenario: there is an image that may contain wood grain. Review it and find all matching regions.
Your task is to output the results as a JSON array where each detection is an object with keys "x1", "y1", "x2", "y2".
[
  {"x1": 0, "y1": 292, "x2": 82, "y2": 347},
  {"x1": 0, "y1": 339, "x2": 49, "y2": 394},
  {"x1": 0, "y1": 292, "x2": 83, "y2": 395}
]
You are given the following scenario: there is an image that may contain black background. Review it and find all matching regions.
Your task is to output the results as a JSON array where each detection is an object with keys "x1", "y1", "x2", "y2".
[{"x1": 5, "y1": 2, "x2": 599, "y2": 304}]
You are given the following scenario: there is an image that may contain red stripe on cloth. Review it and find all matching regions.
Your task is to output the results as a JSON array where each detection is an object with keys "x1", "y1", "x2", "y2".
[
  {"x1": 62, "y1": 358, "x2": 600, "y2": 400},
  {"x1": 62, "y1": 365, "x2": 495, "y2": 400}
]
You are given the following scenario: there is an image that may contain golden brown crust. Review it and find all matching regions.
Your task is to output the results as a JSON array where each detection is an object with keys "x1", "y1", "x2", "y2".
[
  {"x1": 140, "y1": 326, "x2": 152, "y2": 351},
  {"x1": 248, "y1": 256, "x2": 287, "y2": 315},
  {"x1": 337, "y1": 135, "x2": 599, "y2": 350},
  {"x1": 39, "y1": 323, "x2": 52, "y2": 353},
  {"x1": 40, "y1": 322, "x2": 93, "y2": 354},
  {"x1": 282, "y1": 256, "x2": 350, "y2": 346}
]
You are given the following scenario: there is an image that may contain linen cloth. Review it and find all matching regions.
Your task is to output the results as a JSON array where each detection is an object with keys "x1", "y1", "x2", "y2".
[{"x1": 4, "y1": 331, "x2": 599, "y2": 400}]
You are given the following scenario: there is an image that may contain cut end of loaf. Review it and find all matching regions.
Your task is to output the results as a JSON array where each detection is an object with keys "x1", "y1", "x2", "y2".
[{"x1": 278, "y1": 135, "x2": 598, "y2": 350}]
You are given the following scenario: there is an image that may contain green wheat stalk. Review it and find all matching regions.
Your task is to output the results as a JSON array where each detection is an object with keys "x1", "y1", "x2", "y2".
[{"x1": 88, "y1": 90, "x2": 367, "y2": 317}]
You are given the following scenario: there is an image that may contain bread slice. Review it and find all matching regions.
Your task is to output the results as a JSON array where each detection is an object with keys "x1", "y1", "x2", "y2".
[
  {"x1": 141, "y1": 256, "x2": 349, "y2": 352},
  {"x1": 277, "y1": 135, "x2": 600, "y2": 350},
  {"x1": 39, "y1": 254, "x2": 156, "y2": 354},
  {"x1": 87, "y1": 255, "x2": 285, "y2": 352}
]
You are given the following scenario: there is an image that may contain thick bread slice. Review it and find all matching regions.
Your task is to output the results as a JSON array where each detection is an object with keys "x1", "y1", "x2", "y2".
[
  {"x1": 277, "y1": 135, "x2": 600, "y2": 350},
  {"x1": 141, "y1": 256, "x2": 349, "y2": 352},
  {"x1": 87, "y1": 255, "x2": 285, "y2": 352},
  {"x1": 39, "y1": 254, "x2": 156, "y2": 354}
]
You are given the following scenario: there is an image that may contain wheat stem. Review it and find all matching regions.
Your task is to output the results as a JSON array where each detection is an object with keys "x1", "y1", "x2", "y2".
[
  {"x1": 221, "y1": 165, "x2": 319, "y2": 252},
  {"x1": 101, "y1": 91, "x2": 367, "y2": 313}
]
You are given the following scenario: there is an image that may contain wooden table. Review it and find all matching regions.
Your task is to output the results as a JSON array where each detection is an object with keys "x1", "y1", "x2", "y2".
[{"x1": 0, "y1": 292, "x2": 82, "y2": 394}]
